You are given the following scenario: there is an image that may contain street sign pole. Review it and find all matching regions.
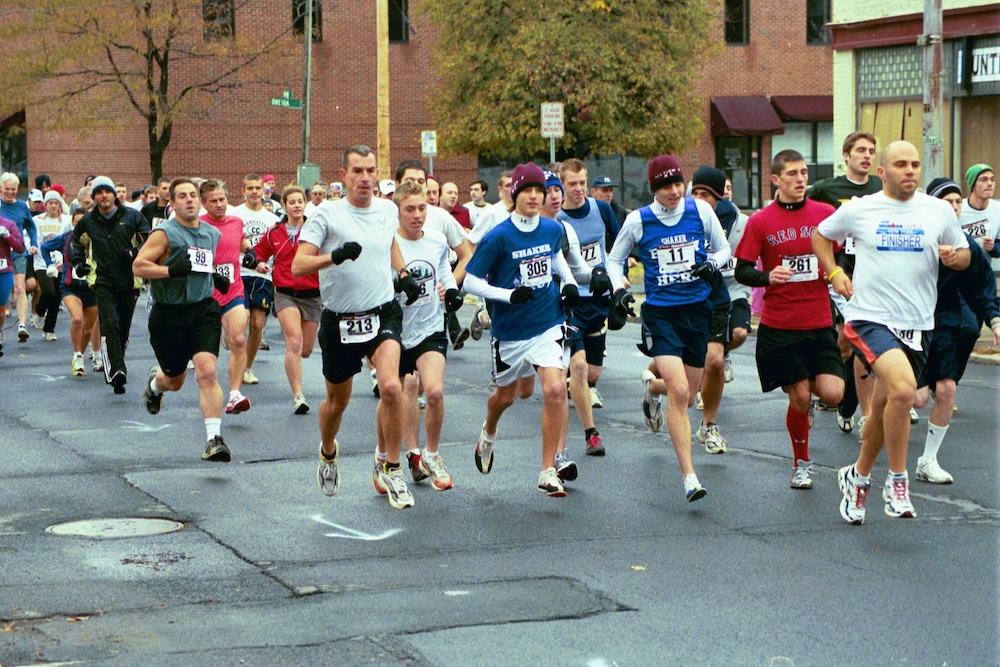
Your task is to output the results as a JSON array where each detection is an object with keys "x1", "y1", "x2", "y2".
[
  {"x1": 302, "y1": 0, "x2": 314, "y2": 166},
  {"x1": 549, "y1": 137, "x2": 555, "y2": 165},
  {"x1": 421, "y1": 131, "x2": 438, "y2": 175}
]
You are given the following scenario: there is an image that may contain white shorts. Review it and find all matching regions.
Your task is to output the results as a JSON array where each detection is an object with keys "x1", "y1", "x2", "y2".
[{"x1": 490, "y1": 323, "x2": 569, "y2": 387}]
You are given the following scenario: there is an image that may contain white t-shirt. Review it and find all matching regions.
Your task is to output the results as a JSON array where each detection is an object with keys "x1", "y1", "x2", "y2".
[
  {"x1": 817, "y1": 191, "x2": 968, "y2": 331},
  {"x1": 299, "y1": 198, "x2": 399, "y2": 313},
  {"x1": 32, "y1": 214, "x2": 72, "y2": 269},
  {"x1": 395, "y1": 228, "x2": 456, "y2": 349},
  {"x1": 231, "y1": 204, "x2": 279, "y2": 280},
  {"x1": 463, "y1": 201, "x2": 489, "y2": 228},
  {"x1": 958, "y1": 198, "x2": 1000, "y2": 248},
  {"x1": 468, "y1": 201, "x2": 510, "y2": 244},
  {"x1": 424, "y1": 205, "x2": 468, "y2": 249}
]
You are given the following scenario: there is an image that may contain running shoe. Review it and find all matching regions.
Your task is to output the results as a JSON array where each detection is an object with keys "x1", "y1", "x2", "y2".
[
  {"x1": 91, "y1": 353, "x2": 103, "y2": 373},
  {"x1": 225, "y1": 391, "x2": 251, "y2": 414},
  {"x1": 790, "y1": 459, "x2": 813, "y2": 489},
  {"x1": 555, "y1": 451, "x2": 578, "y2": 482},
  {"x1": 72, "y1": 354, "x2": 86, "y2": 377},
  {"x1": 378, "y1": 464, "x2": 415, "y2": 509},
  {"x1": 419, "y1": 452, "x2": 454, "y2": 491},
  {"x1": 407, "y1": 450, "x2": 429, "y2": 483},
  {"x1": 111, "y1": 370, "x2": 126, "y2": 395},
  {"x1": 474, "y1": 424, "x2": 496, "y2": 474},
  {"x1": 469, "y1": 304, "x2": 486, "y2": 341},
  {"x1": 817, "y1": 400, "x2": 838, "y2": 411},
  {"x1": 258, "y1": 336, "x2": 270, "y2": 351},
  {"x1": 317, "y1": 441, "x2": 340, "y2": 496},
  {"x1": 695, "y1": 390, "x2": 704, "y2": 411},
  {"x1": 915, "y1": 456, "x2": 953, "y2": 484},
  {"x1": 221, "y1": 328, "x2": 231, "y2": 351},
  {"x1": 696, "y1": 422, "x2": 727, "y2": 454},
  {"x1": 202, "y1": 435, "x2": 232, "y2": 462},
  {"x1": 43, "y1": 332, "x2": 57, "y2": 342},
  {"x1": 371, "y1": 369, "x2": 379, "y2": 397},
  {"x1": 837, "y1": 414, "x2": 854, "y2": 433},
  {"x1": 452, "y1": 327, "x2": 469, "y2": 351},
  {"x1": 723, "y1": 355, "x2": 734, "y2": 383},
  {"x1": 585, "y1": 432, "x2": 606, "y2": 456},
  {"x1": 882, "y1": 474, "x2": 916, "y2": 518},
  {"x1": 242, "y1": 368, "x2": 260, "y2": 385},
  {"x1": 537, "y1": 467, "x2": 566, "y2": 497},
  {"x1": 683, "y1": 473, "x2": 707, "y2": 502},
  {"x1": 838, "y1": 465, "x2": 870, "y2": 525},
  {"x1": 17, "y1": 325, "x2": 28, "y2": 343},
  {"x1": 856, "y1": 415, "x2": 867, "y2": 443},
  {"x1": 418, "y1": 394, "x2": 427, "y2": 410},
  {"x1": 589, "y1": 387, "x2": 603, "y2": 409},
  {"x1": 372, "y1": 455, "x2": 387, "y2": 494},
  {"x1": 29, "y1": 314, "x2": 41, "y2": 330},
  {"x1": 909, "y1": 407, "x2": 919, "y2": 424},
  {"x1": 142, "y1": 365, "x2": 162, "y2": 415},
  {"x1": 641, "y1": 370, "x2": 663, "y2": 433},
  {"x1": 293, "y1": 393, "x2": 310, "y2": 415}
]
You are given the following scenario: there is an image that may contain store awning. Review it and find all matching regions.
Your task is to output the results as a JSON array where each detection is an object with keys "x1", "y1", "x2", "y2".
[
  {"x1": 770, "y1": 95, "x2": 834, "y2": 122},
  {"x1": 710, "y1": 96, "x2": 784, "y2": 137}
]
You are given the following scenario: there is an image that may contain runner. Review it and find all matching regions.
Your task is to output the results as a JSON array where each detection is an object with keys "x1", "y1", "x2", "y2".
[
  {"x1": 958, "y1": 164, "x2": 999, "y2": 255},
  {"x1": 291, "y1": 145, "x2": 422, "y2": 509},
  {"x1": 1, "y1": 173, "x2": 38, "y2": 344},
  {"x1": 733, "y1": 150, "x2": 844, "y2": 489},
  {"x1": 463, "y1": 162, "x2": 580, "y2": 497},
  {"x1": 133, "y1": 178, "x2": 233, "y2": 462},
  {"x1": 32, "y1": 191, "x2": 71, "y2": 341},
  {"x1": 0, "y1": 213, "x2": 25, "y2": 357},
  {"x1": 814, "y1": 141, "x2": 970, "y2": 524},
  {"x1": 606, "y1": 155, "x2": 730, "y2": 502},
  {"x1": 252, "y1": 185, "x2": 322, "y2": 414},
  {"x1": 40, "y1": 215, "x2": 96, "y2": 376}
]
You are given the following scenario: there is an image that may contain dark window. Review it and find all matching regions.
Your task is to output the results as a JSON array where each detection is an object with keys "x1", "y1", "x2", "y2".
[
  {"x1": 203, "y1": 0, "x2": 234, "y2": 41},
  {"x1": 715, "y1": 136, "x2": 761, "y2": 210},
  {"x1": 807, "y1": 0, "x2": 830, "y2": 45},
  {"x1": 724, "y1": 0, "x2": 749, "y2": 45},
  {"x1": 293, "y1": 0, "x2": 323, "y2": 42},
  {"x1": 389, "y1": 0, "x2": 409, "y2": 44}
]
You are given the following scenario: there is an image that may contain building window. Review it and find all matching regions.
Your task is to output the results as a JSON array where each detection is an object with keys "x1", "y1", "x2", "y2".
[
  {"x1": 292, "y1": 0, "x2": 322, "y2": 42},
  {"x1": 203, "y1": 0, "x2": 234, "y2": 41},
  {"x1": 806, "y1": 0, "x2": 830, "y2": 45},
  {"x1": 389, "y1": 0, "x2": 409, "y2": 44},
  {"x1": 716, "y1": 136, "x2": 761, "y2": 210},
  {"x1": 771, "y1": 121, "x2": 835, "y2": 187},
  {"x1": 725, "y1": 0, "x2": 749, "y2": 45}
]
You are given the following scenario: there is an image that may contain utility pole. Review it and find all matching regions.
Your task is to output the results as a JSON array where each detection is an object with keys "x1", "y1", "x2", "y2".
[
  {"x1": 921, "y1": 0, "x2": 944, "y2": 180},
  {"x1": 376, "y1": 0, "x2": 390, "y2": 176},
  {"x1": 302, "y1": 0, "x2": 313, "y2": 165}
]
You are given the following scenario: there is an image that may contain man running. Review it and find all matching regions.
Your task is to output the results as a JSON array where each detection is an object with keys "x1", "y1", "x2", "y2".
[{"x1": 958, "y1": 163, "x2": 999, "y2": 256}]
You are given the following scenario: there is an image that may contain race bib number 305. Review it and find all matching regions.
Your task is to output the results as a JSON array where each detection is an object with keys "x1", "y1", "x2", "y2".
[
  {"x1": 782, "y1": 253, "x2": 818, "y2": 282},
  {"x1": 518, "y1": 256, "x2": 551, "y2": 288},
  {"x1": 339, "y1": 313, "x2": 379, "y2": 344},
  {"x1": 187, "y1": 247, "x2": 215, "y2": 274}
]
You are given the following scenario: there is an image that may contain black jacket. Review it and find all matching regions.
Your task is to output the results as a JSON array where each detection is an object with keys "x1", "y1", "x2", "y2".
[{"x1": 72, "y1": 203, "x2": 150, "y2": 289}]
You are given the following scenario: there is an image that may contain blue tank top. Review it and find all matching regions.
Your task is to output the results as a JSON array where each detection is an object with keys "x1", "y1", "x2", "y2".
[
  {"x1": 557, "y1": 197, "x2": 607, "y2": 298},
  {"x1": 638, "y1": 198, "x2": 710, "y2": 307}
]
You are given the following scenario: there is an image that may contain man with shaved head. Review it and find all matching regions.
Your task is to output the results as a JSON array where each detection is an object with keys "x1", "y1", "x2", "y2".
[{"x1": 813, "y1": 141, "x2": 970, "y2": 525}]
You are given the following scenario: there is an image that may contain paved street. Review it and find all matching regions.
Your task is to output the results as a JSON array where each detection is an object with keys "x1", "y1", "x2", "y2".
[{"x1": 1, "y1": 298, "x2": 998, "y2": 666}]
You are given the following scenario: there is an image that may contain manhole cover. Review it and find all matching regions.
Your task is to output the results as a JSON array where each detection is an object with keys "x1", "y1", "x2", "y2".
[{"x1": 46, "y1": 518, "x2": 185, "y2": 538}]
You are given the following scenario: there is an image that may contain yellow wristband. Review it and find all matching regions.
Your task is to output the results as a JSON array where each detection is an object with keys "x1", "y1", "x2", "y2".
[{"x1": 826, "y1": 268, "x2": 844, "y2": 283}]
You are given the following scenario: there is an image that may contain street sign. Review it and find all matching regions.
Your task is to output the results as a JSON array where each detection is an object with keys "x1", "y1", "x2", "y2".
[
  {"x1": 270, "y1": 89, "x2": 303, "y2": 109},
  {"x1": 540, "y1": 103, "x2": 564, "y2": 138},
  {"x1": 421, "y1": 130, "x2": 437, "y2": 156}
]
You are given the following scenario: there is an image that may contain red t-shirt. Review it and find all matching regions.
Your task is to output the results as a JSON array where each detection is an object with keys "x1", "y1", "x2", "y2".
[
  {"x1": 201, "y1": 214, "x2": 245, "y2": 307},
  {"x1": 734, "y1": 199, "x2": 836, "y2": 330}
]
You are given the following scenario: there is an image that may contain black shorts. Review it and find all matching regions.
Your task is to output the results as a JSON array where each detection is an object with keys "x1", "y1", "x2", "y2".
[
  {"x1": 400, "y1": 331, "x2": 448, "y2": 376},
  {"x1": 638, "y1": 300, "x2": 712, "y2": 368},
  {"x1": 568, "y1": 295, "x2": 610, "y2": 362},
  {"x1": 319, "y1": 300, "x2": 404, "y2": 385},
  {"x1": 920, "y1": 325, "x2": 978, "y2": 388},
  {"x1": 149, "y1": 298, "x2": 222, "y2": 377},
  {"x1": 708, "y1": 300, "x2": 733, "y2": 344},
  {"x1": 755, "y1": 323, "x2": 844, "y2": 393},
  {"x1": 60, "y1": 283, "x2": 97, "y2": 309},
  {"x1": 729, "y1": 298, "x2": 751, "y2": 335}
]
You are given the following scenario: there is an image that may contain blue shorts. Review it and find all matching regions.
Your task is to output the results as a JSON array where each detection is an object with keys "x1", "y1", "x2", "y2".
[
  {"x1": 12, "y1": 255, "x2": 27, "y2": 274},
  {"x1": 0, "y1": 272, "x2": 13, "y2": 306},
  {"x1": 60, "y1": 282, "x2": 98, "y2": 309},
  {"x1": 568, "y1": 295, "x2": 610, "y2": 361},
  {"x1": 244, "y1": 276, "x2": 273, "y2": 312},
  {"x1": 220, "y1": 297, "x2": 246, "y2": 315},
  {"x1": 845, "y1": 320, "x2": 930, "y2": 381},
  {"x1": 638, "y1": 300, "x2": 712, "y2": 368},
  {"x1": 920, "y1": 325, "x2": 978, "y2": 388}
]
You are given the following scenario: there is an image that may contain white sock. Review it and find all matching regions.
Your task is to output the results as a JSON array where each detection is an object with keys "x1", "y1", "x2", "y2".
[
  {"x1": 149, "y1": 377, "x2": 162, "y2": 395},
  {"x1": 424, "y1": 450, "x2": 439, "y2": 460},
  {"x1": 205, "y1": 418, "x2": 221, "y2": 441},
  {"x1": 922, "y1": 421, "x2": 949, "y2": 461}
]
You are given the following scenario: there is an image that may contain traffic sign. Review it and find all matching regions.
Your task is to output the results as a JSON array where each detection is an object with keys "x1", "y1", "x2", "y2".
[
  {"x1": 421, "y1": 130, "x2": 437, "y2": 156},
  {"x1": 540, "y1": 103, "x2": 564, "y2": 138},
  {"x1": 270, "y1": 90, "x2": 302, "y2": 109}
]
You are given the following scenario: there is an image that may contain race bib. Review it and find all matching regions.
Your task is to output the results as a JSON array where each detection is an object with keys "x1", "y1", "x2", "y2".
[
  {"x1": 890, "y1": 327, "x2": 922, "y2": 352},
  {"x1": 339, "y1": 312, "x2": 379, "y2": 344},
  {"x1": 961, "y1": 219, "x2": 987, "y2": 241},
  {"x1": 0, "y1": 258, "x2": 6, "y2": 271},
  {"x1": 187, "y1": 247, "x2": 214, "y2": 274},
  {"x1": 782, "y1": 253, "x2": 818, "y2": 283},
  {"x1": 215, "y1": 263, "x2": 235, "y2": 280},
  {"x1": 720, "y1": 257, "x2": 736, "y2": 278},
  {"x1": 655, "y1": 241, "x2": 697, "y2": 275},
  {"x1": 518, "y1": 256, "x2": 551, "y2": 288},
  {"x1": 580, "y1": 241, "x2": 601, "y2": 267},
  {"x1": 414, "y1": 274, "x2": 434, "y2": 304},
  {"x1": 844, "y1": 237, "x2": 856, "y2": 255}
]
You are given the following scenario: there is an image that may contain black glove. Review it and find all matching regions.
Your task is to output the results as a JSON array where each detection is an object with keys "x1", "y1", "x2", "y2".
[
  {"x1": 330, "y1": 242, "x2": 362, "y2": 265},
  {"x1": 241, "y1": 248, "x2": 258, "y2": 270},
  {"x1": 444, "y1": 288, "x2": 463, "y2": 313},
  {"x1": 691, "y1": 261, "x2": 718, "y2": 281},
  {"x1": 589, "y1": 267, "x2": 612, "y2": 296},
  {"x1": 612, "y1": 288, "x2": 636, "y2": 317},
  {"x1": 561, "y1": 283, "x2": 579, "y2": 308},
  {"x1": 394, "y1": 272, "x2": 421, "y2": 305},
  {"x1": 213, "y1": 271, "x2": 231, "y2": 294},
  {"x1": 167, "y1": 255, "x2": 192, "y2": 278},
  {"x1": 73, "y1": 263, "x2": 90, "y2": 279},
  {"x1": 509, "y1": 285, "x2": 535, "y2": 304}
]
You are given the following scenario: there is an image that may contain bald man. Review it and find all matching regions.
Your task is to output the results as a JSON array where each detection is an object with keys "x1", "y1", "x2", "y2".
[{"x1": 813, "y1": 141, "x2": 970, "y2": 525}]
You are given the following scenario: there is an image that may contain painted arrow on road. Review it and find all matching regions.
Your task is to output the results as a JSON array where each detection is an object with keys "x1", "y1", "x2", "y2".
[
  {"x1": 30, "y1": 372, "x2": 67, "y2": 381},
  {"x1": 119, "y1": 420, "x2": 171, "y2": 433},
  {"x1": 310, "y1": 514, "x2": 401, "y2": 541}
]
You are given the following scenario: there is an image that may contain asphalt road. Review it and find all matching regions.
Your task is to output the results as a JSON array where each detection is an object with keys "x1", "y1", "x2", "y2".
[{"x1": 1, "y1": 298, "x2": 997, "y2": 666}]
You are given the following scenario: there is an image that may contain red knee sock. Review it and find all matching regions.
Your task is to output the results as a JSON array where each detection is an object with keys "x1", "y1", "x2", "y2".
[{"x1": 787, "y1": 404, "x2": 810, "y2": 462}]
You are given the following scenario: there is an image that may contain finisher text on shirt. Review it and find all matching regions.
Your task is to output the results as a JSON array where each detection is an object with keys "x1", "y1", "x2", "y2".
[{"x1": 876, "y1": 223, "x2": 924, "y2": 251}]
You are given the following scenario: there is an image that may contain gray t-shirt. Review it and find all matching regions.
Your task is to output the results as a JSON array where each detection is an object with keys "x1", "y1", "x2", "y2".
[{"x1": 299, "y1": 197, "x2": 398, "y2": 313}]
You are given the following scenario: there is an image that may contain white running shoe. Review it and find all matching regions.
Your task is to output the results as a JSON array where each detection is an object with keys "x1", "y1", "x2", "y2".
[
  {"x1": 537, "y1": 467, "x2": 566, "y2": 497},
  {"x1": 838, "y1": 465, "x2": 871, "y2": 525},
  {"x1": 71, "y1": 354, "x2": 86, "y2": 377},
  {"x1": 915, "y1": 456, "x2": 953, "y2": 484},
  {"x1": 419, "y1": 452, "x2": 454, "y2": 491},
  {"x1": 837, "y1": 414, "x2": 854, "y2": 433},
  {"x1": 293, "y1": 393, "x2": 310, "y2": 415},
  {"x1": 317, "y1": 441, "x2": 340, "y2": 497},
  {"x1": 882, "y1": 474, "x2": 916, "y2": 518},
  {"x1": 91, "y1": 352, "x2": 103, "y2": 373},
  {"x1": 696, "y1": 422, "x2": 727, "y2": 454},
  {"x1": 641, "y1": 370, "x2": 663, "y2": 433},
  {"x1": 242, "y1": 368, "x2": 260, "y2": 385},
  {"x1": 723, "y1": 356, "x2": 734, "y2": 383},
  {"x1": 856, "y1": 415, "x2": 867, "y2": 443},
  {"x1": 43, "y1": 332, "x2": 57, "y2": 342},
  {"x1": 589, "y1": 386, "x2": 603, "y2": 409},
  {"x1": 909, "y1": 407, "x2": 919, "y2": 424},
  {"x1": 225, "y1": 391, "x2": 251, "y2": 414},
  {"x1": 683, "y1": 473, "x2": 707, "y2": 502},
  {"x1": 695, "y1": 390, "x2": 704, "y2": 411},
  {"x1": 475, "y1": 424, "x2": 496, "y2": 474},
  {"x1": 378, "y1": 464, "x2": 415, "y2": 509},
  {"x1": 790, "y1": 459, "x2": 813, "y2": 489}
]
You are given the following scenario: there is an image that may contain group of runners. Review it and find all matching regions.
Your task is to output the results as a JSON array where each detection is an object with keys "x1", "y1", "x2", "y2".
[{"x1": 1, "y1": 134, "x2": 996, "y2": 523}]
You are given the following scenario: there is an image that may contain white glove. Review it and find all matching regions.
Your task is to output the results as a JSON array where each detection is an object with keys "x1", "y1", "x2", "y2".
[
  {"x1": 46, "y1": 264, "x2": 59, "y2": 278},
  {"x1": 0, "y1": 226, "x2": 9, "y2": 238}
]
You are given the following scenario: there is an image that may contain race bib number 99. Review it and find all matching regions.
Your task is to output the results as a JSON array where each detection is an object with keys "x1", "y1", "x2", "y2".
[
  {"x1": 187, "y1": 247, "x2": 214, "y2": 273},
  {"x1": 782, "y1": 253, "x2": 818, "y2": 282},
  {"x1": 518, "y1": 256, "x2": 551, "y2": 288},
  {"x1": 339, "y1": 313, "x2": 380, "y2": 344}
]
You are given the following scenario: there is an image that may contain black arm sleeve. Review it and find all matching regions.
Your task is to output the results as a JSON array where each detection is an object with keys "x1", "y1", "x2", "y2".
[
  {"x1": 734, "y1": 258, "x2": 771, "y2": 288},
  {"x1": 956, "y1": 245, "x2": 1000, "y2": 326}
]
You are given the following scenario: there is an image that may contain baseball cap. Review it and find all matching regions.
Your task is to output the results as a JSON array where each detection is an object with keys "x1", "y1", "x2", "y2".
[
  {"x1": 591, "y1": 176, "x2": 616, "y2": 188},
  {"x1": 262, "y1": 174, "x2": 276, "y2": 183},
  {"x1": 28, "y1": 189, "x2": 44, "y2": 202},
  {"x1": 379, "y1": 179, "x2": 396, "y2": 195}
]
